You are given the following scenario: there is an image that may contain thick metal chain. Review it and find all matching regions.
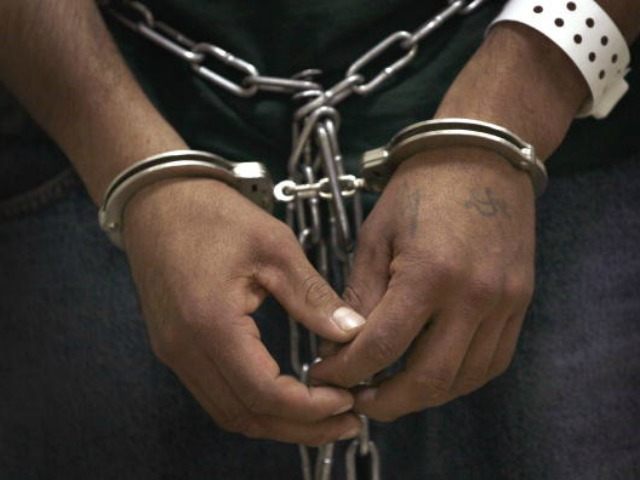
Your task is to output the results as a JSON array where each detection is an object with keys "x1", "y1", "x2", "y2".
[{"x1": 98, "y1": 1, "x2": 490, "y2": 479}]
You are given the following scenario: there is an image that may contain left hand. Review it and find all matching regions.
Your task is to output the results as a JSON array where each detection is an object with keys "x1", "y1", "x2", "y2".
[{"x1": 311, "y1": 146, "x2": 536, "y2": 421}]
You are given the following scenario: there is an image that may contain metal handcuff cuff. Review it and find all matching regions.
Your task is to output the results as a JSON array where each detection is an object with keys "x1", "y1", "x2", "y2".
[
  {"x1": 99, "y1": 119, "x2": 546, "y2": 247},
  {"x1": 362, "y1": 118, "x2": 547, "y2": 195},
  {"x1": 99, "y1": 150, "x2": 273, "y2": 248}
]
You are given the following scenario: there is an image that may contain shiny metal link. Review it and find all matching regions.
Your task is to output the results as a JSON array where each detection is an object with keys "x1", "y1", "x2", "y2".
[
  {"x1": 315, "y1": 443, "x2": 336, "y2": 480},
  {"x1": 115, "y1": 0, "x2": 154, "y2": 27},
  {"x1": 102, "y1": 0, "x2": 491, "y2": 100},
  {"x1": 315, "y1": 123, "x2": 354, "y2": 254},
  {"x1": 345, "y1": 440, "x2": 381, "y2": 480},
  {"x1": 98, "y1": 2, "x2": 491, "y2": 479},
  {"x1": 294, "y1": 75, "x2": 363, "y2": 121},
  {"x1": 244, "y1": 76, "x2": 321, "y2": 94},
  {"x1": 357, "y1": 415, "x2": 371, "y2": 456},
  {"x1": 138, "y1": 24, "x2": 204, "y2": 62},
  {"x1": 289, "y1": 106, "x2": 340, "y2": 174},
  {"x1": 299, "y1": 363, "x2": 314, "y2": 480},
  {"x1": 457, "y1": 0, "x2": 492, "y2": 15},
  {"x1": 403, "y1": 0, "x2": 468, "y2": 47},
  {"x1": 154, "y1": 20, "x2": 197, "y2": 48},
  {"x1": 190, "y1": 43, "x2": 259, "y2": 97},
  {"x1": 274, "y1": 175, "x2": 365, "y2": 203},
  {"x1": 347, "y1": 31, "x2": 417, "y2": 95}
]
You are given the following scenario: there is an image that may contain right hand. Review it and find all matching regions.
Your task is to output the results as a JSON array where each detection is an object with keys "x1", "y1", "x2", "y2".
[{"x1": 122, "y1": 178, "x2": 366, "y2": 445}]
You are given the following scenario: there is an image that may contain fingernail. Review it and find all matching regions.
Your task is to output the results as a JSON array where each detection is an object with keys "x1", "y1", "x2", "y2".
[
  {"x1": 333, "y1": 402, "x2": 353, "y2": 415},
  {"x1": 332, "y1": 306, "x2": 366, "y2": 332},
  {"x1": 339, "y1": 425, "x2": 361, "y2": 440}
]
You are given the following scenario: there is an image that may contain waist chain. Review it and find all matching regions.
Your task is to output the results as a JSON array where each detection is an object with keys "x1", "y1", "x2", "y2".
[{"x1": 98, "y1": 1, "x2": 491, "y2": 479}]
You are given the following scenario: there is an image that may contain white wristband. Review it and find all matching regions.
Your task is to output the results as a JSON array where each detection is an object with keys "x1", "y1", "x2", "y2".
[{"x1": 489, "y1": 0, "x2": 631, "y2": 119}]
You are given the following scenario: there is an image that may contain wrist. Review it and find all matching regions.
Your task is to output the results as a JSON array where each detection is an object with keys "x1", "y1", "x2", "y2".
[
  {"x1": 121, "y1": 177, "x2": 233, "y2": 251},
  {"x1": 396, "y1": 146, "x2": 535, "y2": 202},
  {"x1": 435, "y1": 22, "x2": 589, "y2": 159}
]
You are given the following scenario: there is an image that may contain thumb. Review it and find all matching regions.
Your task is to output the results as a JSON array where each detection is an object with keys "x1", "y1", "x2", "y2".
[{"x1": 256, "y1": 246, "x2": 367, "y2": 343}]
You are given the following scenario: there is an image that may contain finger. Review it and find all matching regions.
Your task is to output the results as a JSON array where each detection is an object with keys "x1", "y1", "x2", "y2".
[
  {"x1": 354, "y1": 307, "x2": 479, "y2": 421},
  {"x1": 451, "y1": 306, "x2": 511, "y2": 396},
  {"x1": 487, "y1": 309, "x2": 527, "y2": 379},
  {"x1": 343, "y1": 233, "x2": 391, "y2": 316},
  {"x1": 204, "y1": 314, "x2": 356, "y2": 422},
  {"x1": 318, "y1": 339, "x2": 341, "y2": 359},
  {"x1": 311, "y1": 279, "x2": 433, "y2": 388},
  {"x1": 184, "y1": 371, "x2": 361, "y2": 446},
  {"x1": 172, "y1": 347, "x2": 259, "y2": 435},
  {"x1": 250, "y1": 413, "x2": 361, "y2": 446},
  {"x1": 256, "y1": 246, "x2": 366, "y2": 343}
]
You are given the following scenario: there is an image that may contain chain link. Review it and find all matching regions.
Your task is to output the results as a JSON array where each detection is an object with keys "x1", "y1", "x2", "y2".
[
  {"x1": 101, "y1": 0, "x2": 489, "y2": 100},
  {"x1": 98, "y1": 1, "x2": 491, "y2": 478},
  {"x1": 347, "y1": 31, "x2": 417, "y2": 95},
  {"x1": 274, "y1": 175, "x2": 365, "y2": 202}
]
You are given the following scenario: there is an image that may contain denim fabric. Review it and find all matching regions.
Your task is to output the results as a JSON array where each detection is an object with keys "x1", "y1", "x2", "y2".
[
  {"x1": 1, "y1": 148, "x2": 639, "y2": 479},
  {"x1": 0, "y1": 87, "x2": 70, "y2": 202}
]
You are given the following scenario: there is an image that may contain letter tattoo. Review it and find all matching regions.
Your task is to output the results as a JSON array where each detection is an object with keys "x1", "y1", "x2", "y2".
[{"x1": 464, "y1": 187, "x2": 511, "y2": 218}]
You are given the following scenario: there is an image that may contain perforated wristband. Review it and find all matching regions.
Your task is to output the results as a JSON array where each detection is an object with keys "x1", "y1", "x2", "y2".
[{"x1": 489, "y1": 0, "x2": 631, "y2": 119}]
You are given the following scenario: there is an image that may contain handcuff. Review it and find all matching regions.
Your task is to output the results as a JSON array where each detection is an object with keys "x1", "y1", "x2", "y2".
[
  {"x1": 98, "y1": 150, "x2": 273, "y2": 248},
  {"x1": 361, "y1": 118, "x2": 548, "y2": 196},
  {"x1": 99, "y1": 119, "x2": 547, "y2": 248}
]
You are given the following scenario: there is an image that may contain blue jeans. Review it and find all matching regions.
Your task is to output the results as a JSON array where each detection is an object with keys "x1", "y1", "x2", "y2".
[{"x1": 1, "y1": 154, "x2": 639, "y2": 479}]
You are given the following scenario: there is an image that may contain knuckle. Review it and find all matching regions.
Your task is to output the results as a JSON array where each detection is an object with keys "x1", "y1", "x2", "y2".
[
  {"x1": 465, "y1": 272, "x2": 501, "y2": 306},
  {"x1": 303, "y1": 274, "x2": 336, "y2": 309},
  {"x1": 504, "y1": 275, "x2": 534, "y2": 303},
  {"x1": 148, "y1": 323, "x2": 180, "y2": 365},
  {"x1": 428, "y1": 257, "x2": 465, "y2": 286},
  {"x1": 368, "y1": 410, "x2": 401, "y2": 423},
  {"x1": 396, "y1": 254, "x2": 463, "y2": 290},
  {"x1": 342, "y1": 284, "x2": 364, "y2": 311},
  {"x1": 327, "y1": 356, "x2": 359, "y2": 387},
  {"x1": 219, "y1": 412, "x2": 256, "y2": 436},
  {"x1": 262, "y1": 223, "x2": 298, "y2": 260},
  {"x1": 256, "y1": 265, "x2": 284, "y2": 294},
  {"x1": 303, "y1": 430, "x2": 335, "y2": 447},
  {"x1": 454, "y1": 370, "x2": 489, "y2": 395},
  {"x1": 365, "y1": 336, "x2": 400, "y2": 368},
  {"x1": 490, "y1": 360, "x2": 512, "y2": 380},
  {"x1": 242, "y1": 386, "x2": 271, "y2": 416},
  {"x1": 412, "y1": 371, "x2": 454, "y2": 407},
  {"x1": 241, "y1": 420, "x2": 265, "y2": 440}
]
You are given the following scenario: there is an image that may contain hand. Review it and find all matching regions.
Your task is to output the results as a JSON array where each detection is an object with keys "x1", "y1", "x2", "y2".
[
  {"x1": 122, "y1": 178, "x2": 367, "y2": 445},
  {"x1": 312, "y1": 147, "x2": 536, "y2": 421}
]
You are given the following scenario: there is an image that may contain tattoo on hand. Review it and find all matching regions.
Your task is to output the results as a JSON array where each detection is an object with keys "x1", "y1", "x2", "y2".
[{"x1": 464, "y1": 187, "x2": 511, "y2": 218}]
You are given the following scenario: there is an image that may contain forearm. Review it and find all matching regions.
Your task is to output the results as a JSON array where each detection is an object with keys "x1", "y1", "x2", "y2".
[
  {"x1": 0, "y1": 0, "x2": 186, "y2": 203},
  {"x1": 435, "y1": 0, "x2": 640, "y2": 161}
]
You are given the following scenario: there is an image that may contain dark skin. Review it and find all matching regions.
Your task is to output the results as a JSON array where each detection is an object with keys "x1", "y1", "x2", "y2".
[
  {"x1": 314, "y1": 147, "x2": 535, "y2": 420},
  {"x1": 1, "y1": 0, "x2": 639, "y2": 440},
  {"x1": 312, "y1": 13, "x2": 640, "y2": 421}
]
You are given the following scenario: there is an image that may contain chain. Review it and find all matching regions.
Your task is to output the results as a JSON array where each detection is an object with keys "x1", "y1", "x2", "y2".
[{"x1": 98, "y1": 1, "x2": 491, "y2": 479}]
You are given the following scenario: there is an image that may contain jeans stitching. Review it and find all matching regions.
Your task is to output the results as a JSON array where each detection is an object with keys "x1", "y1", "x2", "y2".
[{"x1": 0, "y1": 168, "x2": 81, "y2": 221}]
